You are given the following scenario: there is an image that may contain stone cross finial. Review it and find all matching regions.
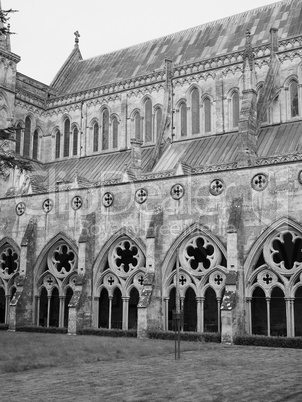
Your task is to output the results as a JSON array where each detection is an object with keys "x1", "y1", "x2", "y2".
[{"x1": 74, "y1": 30, "x2": 80, "y2": 45}]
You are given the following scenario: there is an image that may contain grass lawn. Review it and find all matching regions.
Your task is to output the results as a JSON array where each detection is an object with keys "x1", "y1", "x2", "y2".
[{"x1": 1, "y1": 331, "x2": 302, "y2": 401}]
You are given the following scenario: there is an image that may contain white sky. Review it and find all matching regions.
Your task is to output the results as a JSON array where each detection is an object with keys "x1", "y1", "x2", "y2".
[{"x1": 3, "y1": 0, "x2": 279, "y2": 85}]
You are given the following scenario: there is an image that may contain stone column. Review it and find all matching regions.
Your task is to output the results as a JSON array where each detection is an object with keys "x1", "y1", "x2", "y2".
[
  {"x1": 108, "y1": 296, "x2": 113, "y2": 330},
  {"x1": 123, "y1": 297, "x2": 129, "y2": 330},
  {"x1": 266, "y1": 298, "x2": 271, "y2": 336}
]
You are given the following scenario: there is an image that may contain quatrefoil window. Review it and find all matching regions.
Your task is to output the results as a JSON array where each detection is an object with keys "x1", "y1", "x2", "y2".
[
  {"x1": 48, "y1": 244, "x2": 76, "y2": 278},
  {"x1": 171, "y1": 184, "x2": 184, "y2": 200},
  {"x1": 270, "y1": 231, "x2": 302, "y2": 271},
  {"x1": 109, "y1": 239, "x2": 145, "y2": 276},
  {"x1": 209, "y1": 179, "x2": 224, "y2": 196},
  {"x1": 103, "y1": 192, "x2": 114, "y2": 207},
  {"x1": 16, "y1": 202, "x2": 26, "y2": 216},
  {"x1": 180, "y1": 235, "x2": 220, "y2": 274},
  {"x1": 251, "y1": 173, "x2": 268, "y2": 191},
  {"x1": 0, "y1": 247, "x2": 19, "y2": 277},
  {"x1": 135, "y1": 188, "x2": 148, "y2": 204},
  {"x1": 43, "y1": 198, "x2": 54, "y2": 213},
  {"x1": 71, "y1": 196, "x2": 82, "y2": 210}
]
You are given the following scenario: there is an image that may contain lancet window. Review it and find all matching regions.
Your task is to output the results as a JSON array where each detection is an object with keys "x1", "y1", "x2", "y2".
[
  {"x1": 0, "y1": 242, "x2": 19, "y2": 324},
  {"x1": 112, "y1": 116, "x2": 118, "y2": 149},
  {"x1": 72, "y1": 126, "x2": 78, "y2": 156},
  {"x1": 63, "y1": 118, "x2": 70, "y2": 157},
  {"x1": 164, "y1": 233, "x2": 227, "y2": 333},
  {"x1": 55, "y1": 129, "x2": 61, "y2": 159},
  {"x1": 93, "y1": 121, "x2": 99, "y2": 152},
  {"x1": 102, "y1": 109, "x2": 109, "y2": 150},
  {"x1": 32, "y1": 129, "x2": 39, "y2": 160},
  {"x1": 144, "y1": 98, "x2": 153, "y2": 143},
  {"x1": 35, "y1": 241, "x2": 77, "y2": 328},
  {"x1": 23, "y1": 116, "x2": 31, "y2": 158},
  {"x1": 180, "y1": 101, "x2": 187, "y2": 137},
  {"x1": 247, "y1": 228, "x2": 302, "y2": 337},
  {"x1": 203, "y1": 97, "x2": 212, "y2": 133},
  {"x1": 15, "y1": 123, "x2": 21, "y2": 155},
  {"x1": 191, "y1": 88, "x2": 200, "y2": 135},
  {"x1": 290, "y1": 80, "x2": 299, "y2": 118},
  {"x1": 231, "y1": 91, "x2": 240, "y2": 128},
  {"x1": 95, "y1": 237, "x2": 146, "y2": 330}
]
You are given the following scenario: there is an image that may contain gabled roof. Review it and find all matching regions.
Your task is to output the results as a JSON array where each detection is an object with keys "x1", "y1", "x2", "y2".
[{"x1": 50, "y1": 0, "x2": 302, "y2": 95}]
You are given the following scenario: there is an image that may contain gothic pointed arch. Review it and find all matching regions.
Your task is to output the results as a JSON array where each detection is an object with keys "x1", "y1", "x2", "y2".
[
  {"x1": 245, "y1": 217, "x2": 302, "y2": 337},
  {"x1": 34, "y1": 232, "x2": 78, "y2": 328},
  {"x1": 93, "y1": 228, "x2": 146, "y2": 330},
  {"x1": 162, "y1": 223, "x2": 227, "y2": 332}
]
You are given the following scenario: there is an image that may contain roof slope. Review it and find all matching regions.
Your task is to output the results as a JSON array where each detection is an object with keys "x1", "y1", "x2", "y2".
[{"x1": 52, "y1": 0, "x2": 302, "y2": 95}]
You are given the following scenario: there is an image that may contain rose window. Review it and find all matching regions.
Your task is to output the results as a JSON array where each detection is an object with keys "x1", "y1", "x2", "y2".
[
  {"x1": 71, "y1": 196, "x2": 82, "y2": 210},
  {"x1": 109, "y1": 239, "x2": 144, "y2": 276},
  {"x1": 266, "y1": 231, "x2": 302, "y2": 272},
  {"x1": 171, "y1": 184, "x2": 184, "y2": 200},
  {"x1": 180, "y1": 235, "x2": 221, "y2": 274},
  {"x1": 251, "y1": 173, "x2": 268, "y2": 191},
  {"x1": 209, "y1": 179, "x2": 224, "y2": 196},
  {"x1": 0, "y1": 247, "x2": 19, "y2": 278},
  {"x1": 48, "y1": 244, "x2": 76, "y2": 278}
]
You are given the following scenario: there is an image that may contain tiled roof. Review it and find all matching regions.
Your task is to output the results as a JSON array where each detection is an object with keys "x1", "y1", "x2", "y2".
[
  {"x1": 52, "y1": 0, "x2": 302, "y2": 95},
  {"x1": 29, "y1": 121, "x2": 302, "y2": 192}
]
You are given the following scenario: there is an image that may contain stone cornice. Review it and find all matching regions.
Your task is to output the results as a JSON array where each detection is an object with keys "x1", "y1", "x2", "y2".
[{"x1": 0, "y1": 48, "x2": 20, "y2": 64}]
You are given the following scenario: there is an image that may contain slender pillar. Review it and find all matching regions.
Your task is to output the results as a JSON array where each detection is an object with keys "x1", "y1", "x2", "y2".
[
  {"x1": 47, "y1": 296, "x2": 51, "y2": 328},
  {"x1": 94, "y1": 297, "x2": 99, "y2": 328},
  {"x1": 266, "y1": 298, "x2": 270, "y2": 336},
  {"x1": 246, "y1": 298, "x2": 252, "y2": 334},
  {"x1": 60, "y1": 296, "x2": 65, "y2": 328},
  {"x1": 36, "y1": 296, "x2": 40, "y2": 326},
  {"x1": 108, "y1": 296, "x2": 113, "y2": 330},
  {"x1": 217, "y1": 297, "x2": 221, "y2": 333},
  {"x1": 180, "y1": 297, "x2": 184, "y2": 331},
  {"x1": 290, "y1": 299, "x2": 295, "y2": 337},
  {"x1": 5, "y1": 295, "x2": 10, "y2": 324},
  {"x1": 164, "y1": 298, "x2": 169, "y2": 330},
  {"x1": 123, "y1": 297, "x2": 129, "y2": 330},
  {"x1": 196, "y1": 297, "x2": 202, "y2": 332}
]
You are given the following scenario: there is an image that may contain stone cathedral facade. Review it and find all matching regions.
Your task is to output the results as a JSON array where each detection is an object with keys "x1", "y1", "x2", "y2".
[{"x1": 1, "y1": 0, "x2": 302, "y2": 342}]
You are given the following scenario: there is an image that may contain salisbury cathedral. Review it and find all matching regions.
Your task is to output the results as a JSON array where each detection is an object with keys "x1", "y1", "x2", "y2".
[{"x1": 1, "y1": 0, "x2": 302, "y2": 342}]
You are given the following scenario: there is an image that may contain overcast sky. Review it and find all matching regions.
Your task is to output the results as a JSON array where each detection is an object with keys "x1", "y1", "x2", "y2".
[{"x1": 3, "y1": 0, "x2": 279, "y2": 85}]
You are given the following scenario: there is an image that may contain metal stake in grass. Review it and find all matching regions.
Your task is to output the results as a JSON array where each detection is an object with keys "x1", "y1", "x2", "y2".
[{"x1": 174, "y1": 251, "x2": 181, "y2": 360}]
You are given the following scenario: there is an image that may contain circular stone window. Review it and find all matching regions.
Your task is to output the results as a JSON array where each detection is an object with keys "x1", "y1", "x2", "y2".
[
  {"x1": 42, "y1": 198, "x2": 54, "y2": 213},
  {"x1": 16, "y1": 202, "x2": 26, "y2": 216},
  {"x1": 171, "y1": 184, "x2": 185, "y2": 200},
  {"x1": 71, "y1": 195, "x2": 83, "y2": 210},
  {"x1": 102, "y1": 192, "x2": 114, "y2": 207},
  {"x1": 135, "y1": 188, "x2": 148, "y2": 204},
  {"x1": 251, "y1": 173, "x2": 268, "y2": 191},
  {"x1": 209, "y1": 179, "x2": 224, "y2": 196}
]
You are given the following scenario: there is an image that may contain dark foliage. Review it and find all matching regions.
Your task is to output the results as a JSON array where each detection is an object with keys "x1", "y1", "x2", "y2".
[
  {"x1": 147, "y1": 330, "x2": 221, "y2": 343},
  {"x1": 0, "y1": 323, "x2": 9, "y2": 331},
  {"x1": 16, "y1": 326, "x2": 68, "y2": 334},
  {"x1": 234, "y1": 334, "x2": 302, "y2": 349},
  {"x1": 78, "y1": 328, "x2": 137, "y2": 338}
]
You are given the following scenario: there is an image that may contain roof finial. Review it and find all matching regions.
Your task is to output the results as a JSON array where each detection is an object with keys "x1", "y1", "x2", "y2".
[
  {"x1": 243, "y1": 28, "x2": 254, "y2": 70},
  {"x1": 74, "y1": 30, "x2": 80, "y2": 46}
]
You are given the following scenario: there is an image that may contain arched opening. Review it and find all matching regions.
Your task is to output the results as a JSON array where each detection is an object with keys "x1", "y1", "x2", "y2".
[
  {"x1": 155, "y1": 108, "x2": 162, "y2": 140},
  {"x1": 112, "y1": 117, "x2": 118, "y2": 149},
  {"x1": 49, "y1": 287, "x2": 60, "y2": 327},
  {"x1": 251, "y1": 287, "x2": 267, "y2": 335},
  {"x1": 168, "y1": 287, "x2": 176, "y2": 330},
  {"x1": 15, "y1": 124, "x2": 21, "y2": 154},
  {"x1": 23, "y1": 116, "x2": 31, "y2": 157},
  {"x1": 294, "y1": 287, "x2": 302, "y2": 336},
  {"x1": 191, "y1": 88, "x2": 200, "y2": 135},
  {"x1": 270, "y1": 287, "x2": 286, "y2": 336},
  {"x1": 99, "y1": 288, "x2": 109, "y2": 328},
  {"x1": 204, "y1": 97, "x2": 211, "y2": 133},
  {"x1": 112, "y1": 288, "x2": 122, "y2": 329},
  {"x1": 204, "y1": 287, "x2": 218, "y2": 332},
  {"x1": 145, "y1": 99, "x2": 152, "y2": 142},
  {"x1": 232, "y1": 91, "x2": 240, "y2": 128},
  {"x1": 128, "y1": 287, "x2": 139, "y2": 329},
  {"x1": 39, "y1": 287, "x2": 48, "y2": 327},
  {"x1": 290, "y1": 80, "x2": 299, "y2": 117},
  {"x1": 102, "y1": 109, "x2": 109, "y2": 150},
  {"x1": 55, "y1": 130, "x2": 60, "y2": 159},
  {"x1": 0, "y1": 288, "x2": 5, "y2": 323},
  {"x1": 73, "y1": 127, "x2": 78, "y2": 156},
  {"x1": 134, "y1": 113, "x2": 141, "y2": 140},
  {"x1": 63, "y1": 118, "x2": 70, "y2": 157},
  {"x1": 32, "y1": 129, "x2": 39, "y2": 160},
  {"x1": 184, "y1": 287, "x2": 197, "y2": 332},
  {"x1": 93, "y1": 122, "x2": 99, "y2": 152},
  {"x1": 64, "y1": 287, "x2": 73, "y2": 328},
  {"x1": 180, "y1": 102, "x2": 187, "y2": 137}
]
